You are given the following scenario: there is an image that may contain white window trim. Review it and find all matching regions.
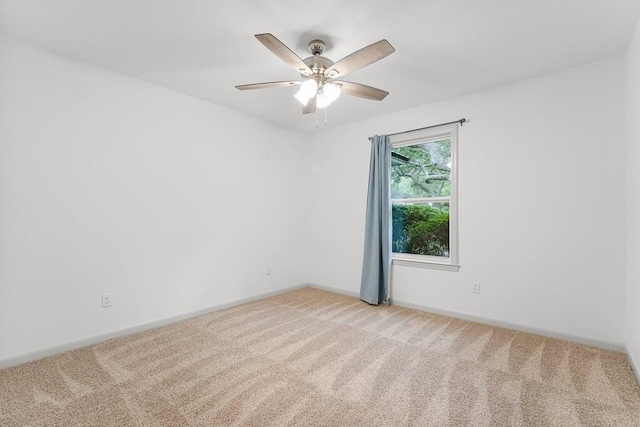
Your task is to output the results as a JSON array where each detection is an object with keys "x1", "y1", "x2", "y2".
[{"x1": 390, "y1": 123, "x2": 459, "y2": 272}]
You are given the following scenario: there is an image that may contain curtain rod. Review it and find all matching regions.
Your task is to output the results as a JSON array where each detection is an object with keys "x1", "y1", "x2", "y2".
[{"x1": 369, "y1": 118, "x2": 467, "y2": 140}]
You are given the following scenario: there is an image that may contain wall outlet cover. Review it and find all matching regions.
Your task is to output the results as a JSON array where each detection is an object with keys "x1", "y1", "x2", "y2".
[
  {"x1": 472, "y1": 282, "x2": 481, "y2": 294},
  {"x1": 101, "y1": 293, "x2": 112, "y2": 308}
]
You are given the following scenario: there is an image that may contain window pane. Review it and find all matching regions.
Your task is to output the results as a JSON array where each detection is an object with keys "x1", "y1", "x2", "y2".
[
  {"x1": 392, "y1": 202, "x2": 450, "y2": 257},
  {"x1": 391, "y1": 139, "x2": 451, "y2": 199}
]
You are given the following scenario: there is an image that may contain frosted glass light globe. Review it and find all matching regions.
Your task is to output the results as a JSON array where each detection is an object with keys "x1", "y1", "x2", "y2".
[
  {"x1": 294, "y1": 89, "x2": 310, "y2": 106},
  {"x1": 300, "y1": 79, "x2": 318, "y2": 98},
  {"x1": 323, "y1": 82, "x2": 341, "y2": 102},
  {"x1": 316, "y1": 93, "x2": 330, "y2": 109}
]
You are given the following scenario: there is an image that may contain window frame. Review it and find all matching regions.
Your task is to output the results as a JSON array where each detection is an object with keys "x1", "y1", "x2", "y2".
[{"x1": 390, "y1": 123, "x2": 460, "y2": 272}]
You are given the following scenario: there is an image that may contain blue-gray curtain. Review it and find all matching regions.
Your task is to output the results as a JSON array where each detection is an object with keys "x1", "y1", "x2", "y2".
[{"x1": 360, "y1": 135, "x2": 391, "y2": 305}]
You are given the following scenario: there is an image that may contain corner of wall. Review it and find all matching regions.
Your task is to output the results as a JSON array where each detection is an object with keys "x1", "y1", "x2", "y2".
[{"x1": 626, "y1": 16, "x2": 640, "y2": 377}]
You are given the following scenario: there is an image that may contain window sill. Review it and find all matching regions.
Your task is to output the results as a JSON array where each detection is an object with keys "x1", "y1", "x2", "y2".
[{"x1": 392, "y1": 257, "x2": 460, "y2": 272}]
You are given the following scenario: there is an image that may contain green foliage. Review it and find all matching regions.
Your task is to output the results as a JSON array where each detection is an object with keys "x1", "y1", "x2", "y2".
[
  {"x1": 391, "y1": 139, "x2": 452, "y2": 257},
  {"x1": 391, "y1": 140, "x2": 451, "y2": 199},
  {"x1": 392, "y1": 204, "x2": 449, "y2": 257}
]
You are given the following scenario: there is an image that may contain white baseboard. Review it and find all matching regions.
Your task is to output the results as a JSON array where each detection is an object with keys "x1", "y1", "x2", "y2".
[
  {"x1": 391, "y1": 298, "x2": 625, "y2": 352},
  {"x1": 627, "y1": 348, "x2": 640, "y2": 385},
  {"x1": 0, "y1": 284, "x2": 307, "y2": 370},
  {"x1": 307, "y1": 283, "x2": 625, "y2": 353},
  {"x1": 307, "y1": 283, "x2": 360, "y2": 298}
]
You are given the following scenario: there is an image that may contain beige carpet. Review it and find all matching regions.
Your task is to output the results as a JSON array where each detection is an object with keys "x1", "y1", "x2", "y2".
[{"x1": 1, "y1": 287, "x2": 640, "y2": 426}]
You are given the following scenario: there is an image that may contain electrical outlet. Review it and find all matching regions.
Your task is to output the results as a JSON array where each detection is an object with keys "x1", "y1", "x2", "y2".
[
  {"x1": 472, "y1": 282, "x2": 480, "y2": 294},
  {"x1": 101, "y1": 293, "x2": 112, "y2": 308}
]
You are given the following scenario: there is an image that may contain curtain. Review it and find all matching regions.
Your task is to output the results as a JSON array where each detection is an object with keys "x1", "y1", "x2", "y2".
[{"x1": 360, "y1": 135, "x2": 391, "y2": 305}]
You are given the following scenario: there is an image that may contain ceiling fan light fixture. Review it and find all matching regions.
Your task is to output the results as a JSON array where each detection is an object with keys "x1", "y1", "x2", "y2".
[
  {"x1": 323, "y1": 82, "x2": 341, "y2": 102},
  {"x1": 294, "y1": 89, "x2": 311, "y2": 106}
]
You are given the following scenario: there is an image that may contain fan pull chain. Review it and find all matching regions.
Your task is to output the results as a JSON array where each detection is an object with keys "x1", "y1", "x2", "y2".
[{"x1": 313, "y1": 108, "x2": 329, "y2": 128}]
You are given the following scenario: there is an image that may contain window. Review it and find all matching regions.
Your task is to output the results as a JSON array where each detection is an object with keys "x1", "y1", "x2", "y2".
[{"x1": 390, "y1": 123, "x2": 459, "y2": 271}]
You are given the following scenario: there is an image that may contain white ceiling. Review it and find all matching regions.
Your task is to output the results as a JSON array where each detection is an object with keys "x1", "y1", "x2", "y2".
[{"x1": 1, "y1": 0, "x2": 639, "y2": 133}]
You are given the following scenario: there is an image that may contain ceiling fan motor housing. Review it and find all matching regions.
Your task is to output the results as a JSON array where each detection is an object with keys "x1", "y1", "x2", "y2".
[
  {"x1": 303, "y1": 55, "x2": 334, "y2": 78},
  {"x1": 303, "y1": 39, "x2": 334, "y2": 80}
]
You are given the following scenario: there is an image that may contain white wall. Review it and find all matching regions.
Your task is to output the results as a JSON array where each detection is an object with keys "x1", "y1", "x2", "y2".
[
  {"x1": 627, "y1": 19, "x2": 640, "y2": 367},
  {"x1": 0, "y1": 36, "x2": 308, "y2": 361},
  {"x1": 307, "y1": 56, "x2": 627, "y2": 349}
]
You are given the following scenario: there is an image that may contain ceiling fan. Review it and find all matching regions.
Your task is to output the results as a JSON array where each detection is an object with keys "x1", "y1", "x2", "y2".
[{"x1": 235, "y1": 34, "x2": 395, "y2": 114}]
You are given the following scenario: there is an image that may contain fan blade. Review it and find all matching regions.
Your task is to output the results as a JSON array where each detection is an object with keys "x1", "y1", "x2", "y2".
[
  {"x1": 333, "y1": 81, "x2": 389, "y2": 101},
  {"x1": 255, "y1": 33, "x2": 312, "y2": 76},
  {"x1": 325, "y1": 40, "x2": 395, "y2": 78},
  {"x1": 235, "y1": 81, "x2": 302, "y2": 90},
  {"x1": 303, "y1": 95, "x2": 317, "y2": 114}
]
